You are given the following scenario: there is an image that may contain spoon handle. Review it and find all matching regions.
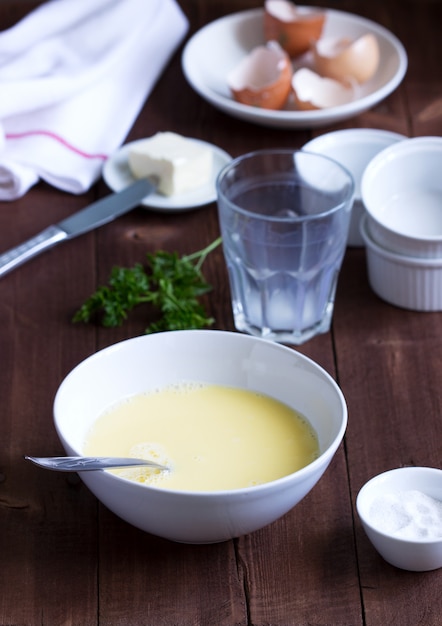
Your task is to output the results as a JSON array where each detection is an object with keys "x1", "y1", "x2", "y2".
[{"x1": 24, "y1": 456, "x2": 167, "y2": 472}]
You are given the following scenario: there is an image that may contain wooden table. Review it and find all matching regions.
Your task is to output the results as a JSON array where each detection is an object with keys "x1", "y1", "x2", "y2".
[{"x1": 1, "y1": 1, "x2": 441, "y2": 624}]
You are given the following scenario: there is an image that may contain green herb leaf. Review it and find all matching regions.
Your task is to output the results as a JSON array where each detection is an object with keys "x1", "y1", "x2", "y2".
[{"x1": 72, "y1": 237, "x2": 221, "y2": 333}]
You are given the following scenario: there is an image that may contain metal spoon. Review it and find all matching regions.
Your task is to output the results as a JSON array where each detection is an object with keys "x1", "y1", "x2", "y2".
[{"x1": 24, "y1": 455, "x2": 168, "y2": 472}]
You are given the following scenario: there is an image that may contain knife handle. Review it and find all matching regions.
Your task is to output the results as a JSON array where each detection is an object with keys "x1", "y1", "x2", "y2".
[{"x1": 0, "y1": 225, "x2": 67, "y2": 278}]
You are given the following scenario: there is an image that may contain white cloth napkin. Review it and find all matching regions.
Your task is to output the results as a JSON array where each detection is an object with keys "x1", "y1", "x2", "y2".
[{"x1": 0, "y1": 0, "x2": 188, "y2": 201}]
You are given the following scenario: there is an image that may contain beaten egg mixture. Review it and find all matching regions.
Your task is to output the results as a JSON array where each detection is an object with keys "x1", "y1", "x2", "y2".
[{"x1": 84, "y1": 384, "x2": 319, "y2": 491}]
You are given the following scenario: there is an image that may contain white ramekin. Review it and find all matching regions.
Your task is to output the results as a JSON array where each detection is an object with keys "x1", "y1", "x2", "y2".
[
  {"x1": 361, "y1": 216, "x2": 442, "y2": 311},
  {"x1": 361, "y1": 136, "x2": 442, "y2": 259}
]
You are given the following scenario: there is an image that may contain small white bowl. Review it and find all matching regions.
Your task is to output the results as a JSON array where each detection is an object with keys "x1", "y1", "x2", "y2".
[
  {"x1": 54, "y1": 330, "x2": 347, "y2": 544},
  {"x1": 361, "y1": 136, "x2": 442, "y2": 258},
  {"x1": 361, "y1": 216, "x2": 442, "y2": 311},
  {"x1": 303, "y1": 128, "x2": 405, "y2": 247},
  {"x1": 356, "y1": 467, "x2": 442, "y2": 571}
]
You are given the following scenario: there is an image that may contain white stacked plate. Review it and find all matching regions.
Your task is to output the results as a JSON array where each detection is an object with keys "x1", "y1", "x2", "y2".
[
  {"x1": 360, "y1": 136, "x2": 442, "y2": 311},
  {"x1": 182, "y1": 7, "x2": 407, "y2": 129}
]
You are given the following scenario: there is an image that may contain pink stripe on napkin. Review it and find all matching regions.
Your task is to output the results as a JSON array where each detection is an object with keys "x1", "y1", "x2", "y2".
[{"x1": 5, "y1": 131, "x2": 109, "y2": 161}]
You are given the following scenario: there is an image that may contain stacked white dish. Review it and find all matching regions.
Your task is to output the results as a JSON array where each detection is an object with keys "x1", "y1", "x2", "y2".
[{"x1": 360, "y1": 136, "x2": 442, "y2": 311}]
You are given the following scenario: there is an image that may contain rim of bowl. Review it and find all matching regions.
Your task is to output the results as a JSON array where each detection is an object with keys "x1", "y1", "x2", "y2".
[
  {"x1": 361, "y1": 136, "x2": 442, "y2": 244},
  {"x1": 356, "y1": 466, "x2": 442, "y2": 544},
  {"x1": 361, "y1": 216, "x2": 442, "y2": 266},
  {"x1": 302, "y1": 129, "x2": 406, "y2": 199},
  {"x1": 303, "y1": 128, "x2": 407, "y2": 152},
  {"x1": 54, "y1": 330, "x2": 348, "y2": 498}
]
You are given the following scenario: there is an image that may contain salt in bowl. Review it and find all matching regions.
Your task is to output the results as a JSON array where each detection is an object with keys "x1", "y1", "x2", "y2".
[{"x1": 356, "y1": 466, "x2": 442, "y2": 571}]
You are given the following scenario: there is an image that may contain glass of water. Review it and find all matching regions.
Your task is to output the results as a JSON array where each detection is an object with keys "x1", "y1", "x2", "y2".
[{"x1": 216, "y1": 149, "x2": 354, "y2": 344}]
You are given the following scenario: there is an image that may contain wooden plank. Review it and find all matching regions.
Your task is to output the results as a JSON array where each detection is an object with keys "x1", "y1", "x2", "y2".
[
  {"x1": 0, "y1": 187, "x2": 100, "y2": 624},
  {"x1": 91, "y1": 184, "x2": 249, "y2": 626},
  {"x1": 237, "y1": 449, "x2": 363, "y2": 626},
  {"x1": 333, "y1": 7, "x2": 442, "y2": 624},
  {"x1": 98, "y1": 515, "x2": 247, "y2": 626},
  {"x1": 334, "y1": 250, "x2": 442, "y2": 626}
]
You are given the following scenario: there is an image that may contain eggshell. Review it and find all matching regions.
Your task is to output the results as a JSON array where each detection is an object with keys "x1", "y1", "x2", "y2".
[
  {"x1": 313, "y1": 34, "x2": 380, "y2": 83},
  {"x1": 264, "y1": 0, "x2": 325, "y2": 58},
  {"x1": 291, "y1": 68, "x2": 354, "y2": 110},
  {"x1": 227, "y1": 41, "x2": 292, "y2": 110}
]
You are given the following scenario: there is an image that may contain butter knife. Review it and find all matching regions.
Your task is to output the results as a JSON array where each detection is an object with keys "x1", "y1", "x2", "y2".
[{"x1": 0, "y1": 178, "x2": 156, "y2": 278}]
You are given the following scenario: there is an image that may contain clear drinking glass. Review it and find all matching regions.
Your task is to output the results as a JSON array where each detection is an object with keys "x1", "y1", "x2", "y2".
[{"x1": 216, "y1": 149, "x2": 354, "y2": 344}]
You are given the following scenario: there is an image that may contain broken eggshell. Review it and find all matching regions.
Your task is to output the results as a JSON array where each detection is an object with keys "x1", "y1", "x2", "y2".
[
  {"x1": 313, "y1": 34, "x2": 380, "y2": 84},
  {"x1": 291, "y1": 67, "x2": 355, "y2": 110},
  {"x1": 264, "y1": 0, "x2": 325, "y2": 58},
  {"x1": 227, "y1": 41, "x2": 292, "y2": 110}
]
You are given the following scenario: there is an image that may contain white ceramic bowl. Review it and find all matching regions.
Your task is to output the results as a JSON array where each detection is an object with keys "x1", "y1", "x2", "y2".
[
  {"x1": 54, "y1": 330, "x2": 347, "y2": 544},
  {"x1": 357, "y1": 467, "x2": 442, "y2": 571},
  {"x1": 361, "y1": 216, "x2": 442, "y2": 311},
  {"x1": 361, "y1": 136, "x2": 442, "y2": 258},
  {"x1": 303, "y1": 129, "x2": 405, "y2": 247}
]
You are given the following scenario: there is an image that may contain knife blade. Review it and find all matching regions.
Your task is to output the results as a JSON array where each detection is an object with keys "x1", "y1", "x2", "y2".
[{"x1": 0, "y1": 178, "x2": 156, "y2": 279}]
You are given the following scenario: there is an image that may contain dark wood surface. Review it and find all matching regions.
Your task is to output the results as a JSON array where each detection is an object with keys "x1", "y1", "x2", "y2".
[{"x1": 1, "y1": 1, "x2": 441, "y2": 624}]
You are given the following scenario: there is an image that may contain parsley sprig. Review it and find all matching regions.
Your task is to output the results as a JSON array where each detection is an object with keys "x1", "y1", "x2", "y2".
[{"x1": 73, "y1": 237, "x2": 221, "y2": 333}]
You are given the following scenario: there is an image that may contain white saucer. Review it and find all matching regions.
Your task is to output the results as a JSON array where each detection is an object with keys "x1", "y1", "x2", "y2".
[
  {"x1": 182, "y1": 7, "x2": 408, "y2": 129},
  {"x1": 102, "y1": 138, "x2": 231, "y2": 211}
]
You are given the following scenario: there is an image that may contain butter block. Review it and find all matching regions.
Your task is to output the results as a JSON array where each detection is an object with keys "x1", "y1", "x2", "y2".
[{"x1": 128, "y1": 132, "x2": 213, "y2": 196}]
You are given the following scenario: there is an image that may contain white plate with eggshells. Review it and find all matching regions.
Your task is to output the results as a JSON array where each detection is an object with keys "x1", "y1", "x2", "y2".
[
  {"x1": 102, "y1": 138, "x2": 231, "y2": 211},
  {"x1": 181, "y1": 7, "x2": 408, "y2": 129}
]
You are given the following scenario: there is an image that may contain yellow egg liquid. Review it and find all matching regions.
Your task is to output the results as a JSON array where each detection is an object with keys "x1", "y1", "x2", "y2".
[{"x1": 83, "y1": 384, "x2": 319, "y2": 492}]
